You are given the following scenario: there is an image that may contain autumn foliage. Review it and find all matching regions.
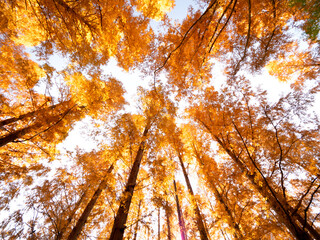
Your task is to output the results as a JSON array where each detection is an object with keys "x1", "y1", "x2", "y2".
[{"x1": 0, "y1": 0, "x2": 319, "y2": 239}]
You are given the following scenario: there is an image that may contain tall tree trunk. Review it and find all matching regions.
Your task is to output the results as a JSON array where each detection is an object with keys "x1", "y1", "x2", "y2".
[
  {"x1": 67, "y1": 164, "x2": 114, "y2": 240},
  {"x1": 214, "y1": 134, "x2": 316, "y2": 240},
  {"x1": 164, "y1": 204, "x2": 172, "y2": 240},
  {"x1": 56, "y1": 186, "x2": 89, "y2": 240},
  {"x1": 108, "y1": 124, "x2": 150, "y2": 240},
  {"x1": 132, "y1": 200, "x2": 142, "y2": 240},
  {"x1": 173, "y1": 180, "x2": 188, "y2": 240},
  {"x1": 193, "y1": 146, "x2": 244, "y2": 240},
  {"x1": 0, "y1": 125, "x2": 35, "y2": 147},
  {"x1": 0, "y1": 106, "x2": 75, "y2": 147},
  {"x1": 158, "y1": 207, "x2": 161, "y2": 240},
  {"x1": 177, "y1": 153, "x2": 209, "y2": 240},
  {"x1": 0, "y1": 101, "x2": 71, "y2": 128}
]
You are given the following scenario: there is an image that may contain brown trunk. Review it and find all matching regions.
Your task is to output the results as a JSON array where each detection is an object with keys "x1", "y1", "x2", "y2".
[
  {"x1": 214, "y1": 135, "x2": 315, "y2": 240},
  {"x1": 108, "y1": 124, "x2": 150, "y2": 240},
  {"x1": 173, "y1": 180, "x2": 188, "y2": 240},
  {"x1": 193, "y1": 147, "x2": 243, "y2": 240},
  {"x1": 67, "y1": 164, "x2": 114, "y2": 240},
  {"x1": 164, "y1": 205, "x2": 172, "y2": 240},
  {"x1": 132, "y1": 200, "x2": 142, "y2": 240},
  {"x1": 0, "y1": 101, "x2": 70, "y2": 128},
  {"x1": 177, "y1": 154, "x2": 209, "y2": 240},
  {"x1": 56, "y1": 187, "x2": 89, "y2": 240},
  {"x1": 158, "y1": 207, "x2": 161, "y2": 240},
  {"x1": 0, "y1": 104, "x2": 75, "y2": 147},
  {"x1": 293, "y1": 210, "x2": 320, "y2": 240},
  {"x1": 0, "y1": 125, "x2": 34, "y2": 147}
]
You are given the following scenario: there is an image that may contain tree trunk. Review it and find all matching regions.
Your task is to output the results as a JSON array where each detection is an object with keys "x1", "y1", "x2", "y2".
[
  {"x1": 0, "y1": 101, "x2": 70, "y2": 128},
  {"x1": 132, "y1": 200, "x2": 142, "y2": 240},
  {"x1": 164, "y1": 205, "x2": 172, "y2": 240},
  {"x1": 108, "y1": 124, "x2": 150, "y2": 240},
  {"x1": 0, "y1": 125, "x2": 35, "y2": 147},
  {"x1": 193, "y1": 147, "x2": 243, "y2": 240},
  {"x1": 67, "y1": 164, "x2": 114, "y2": 240},
  {"x1": 56, "y1": 187, "x2": 89, "y2": 240},
  {"x1": 177, "y1": 153, "x2": 209, "y2": 240},
  {"x1": 0, "y1": 105, "x2": 75, "y2": 147},
  {"x1": 173, "y1": 180, "x2": 188, "y2": 240}
]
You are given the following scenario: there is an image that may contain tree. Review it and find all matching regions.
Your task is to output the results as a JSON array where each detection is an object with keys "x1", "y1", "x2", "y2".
[
  {"x1": 189, "y1": 78, "x2": 320, "y2": 239},
  {"x1": 1, "y1": 0, "x2": 320, "y2": 239},
  {"x1": 109, "y1": 86, "x2": 176, "y2": 239}
]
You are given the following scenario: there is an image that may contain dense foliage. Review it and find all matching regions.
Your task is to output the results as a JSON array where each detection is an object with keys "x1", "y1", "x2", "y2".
[{"x1": 0, "y1": 0, "x2": 319, "y2": 239}]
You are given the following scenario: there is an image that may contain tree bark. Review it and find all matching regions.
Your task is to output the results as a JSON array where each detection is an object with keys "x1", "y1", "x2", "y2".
[
  {"x1": 0, "y1": 125, "x2": 35, "y2": 147},
  {"x1": 67, "y1": 164, "x2": 114, "y2": 240},
  {"x1": 173, "y1": 180, "x2": 188, "y2": 240},
  {"x1": 108, "y1": 124, "x2": 150, "y2": 240},
  {"x1": 177, "y1": 153, "x2": 209, "y2": 240}
]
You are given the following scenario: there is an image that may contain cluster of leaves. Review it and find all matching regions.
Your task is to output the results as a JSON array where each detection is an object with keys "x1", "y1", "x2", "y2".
[{"x1": 0, "y1": 0, "x2": 319, "y2": 239}]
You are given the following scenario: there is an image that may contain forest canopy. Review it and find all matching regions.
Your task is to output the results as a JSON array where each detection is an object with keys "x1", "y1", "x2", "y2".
[{"x1": 0, "y1": 0, "x2": 320, "y2": 239}]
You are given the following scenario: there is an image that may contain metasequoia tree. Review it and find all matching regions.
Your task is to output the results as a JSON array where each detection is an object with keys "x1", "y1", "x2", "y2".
[
  {"x1": 66, "y1": 163, "x2": 114, "y2": 240},
  {"x1": 166, "y1": 125, "x2": 209, "y2": 240},
  {"x1": 189, "y1": 78, "x2": 320, "y2": 239},
  {"x1": 173, "y1": 179, "x2": 188, "y2": 240},
  {"x1": 1, "y1": 0, "x2": 320, "y2": 239},
  {"x1": 0, "y1": 72, "x2": 125, "y2": 208},
  {"x1": 109, "y1": 86, "x2": 176, "y2": 240},
  {"x1": 187, "y1": 124, "x2": 293, "y2": 239}
]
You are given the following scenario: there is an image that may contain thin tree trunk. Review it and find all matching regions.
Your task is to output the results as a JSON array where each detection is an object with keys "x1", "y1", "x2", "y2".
[
  {"x1": 177, "y1": 153, "x2": 209, "y2": 240},
  {"x1": 56, "y1": 187, "x2": 89, "y2": 240},
  {"x1": 193, "y1": 146, "x2": 243, "y2": 240},
  {"x1": 132, "y1": 200, "x2": 142, "y2": 240},
  {"x1": 0, "y1": 101, "x2": 70, "y2": 128},
  {"x1": 108, "y1": 124, "x2": 150, "y2": 240},
  {"x1": 67, "y1": 164, "x2": 114, "y2": 240},
  {"x1": 164, "y1": 205, "x2": 172, "y2": 240},
  {"x1": 0, "y1": 105, "x2": 75, "y2": 147},
  {"x1": 173, "y1": 180, "x2": 188, "y2": 240},
  {"x1": 158, "y1": 207, "x2": 161, "y2": 240}
]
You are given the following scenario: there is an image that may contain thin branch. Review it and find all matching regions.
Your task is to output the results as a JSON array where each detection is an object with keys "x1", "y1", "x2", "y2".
[
  {"x1": 292, "y1": 176, "x2": 318, "y2": 216},
  {"x1": 303, "y1": 183, "x2": 320, "y2": 229},
  {"x1": 232, "y1": 0, "x2": 251, "y2": 75}
]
